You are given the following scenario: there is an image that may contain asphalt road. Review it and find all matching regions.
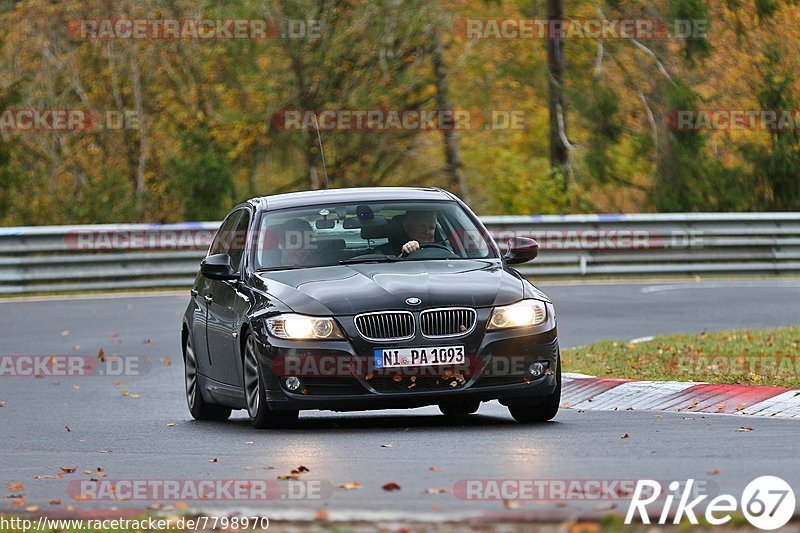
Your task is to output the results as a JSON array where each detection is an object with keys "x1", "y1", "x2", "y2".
[{"x1": 0, "y1": 279, "x2": 798, "y2": 520}]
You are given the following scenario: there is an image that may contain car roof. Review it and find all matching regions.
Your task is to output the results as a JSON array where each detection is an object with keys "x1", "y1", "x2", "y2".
[{"x1": 245, "y1": 187, "x2": 455, "y2": 211}]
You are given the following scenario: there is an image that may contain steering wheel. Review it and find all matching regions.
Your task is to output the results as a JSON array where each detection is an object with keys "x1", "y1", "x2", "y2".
[
  {"x1": 420, "y1": 242, "x2": 452, "y2": 252},
  {"x1": 402, "y1": 242, "x2": 458, "y2": 260}
]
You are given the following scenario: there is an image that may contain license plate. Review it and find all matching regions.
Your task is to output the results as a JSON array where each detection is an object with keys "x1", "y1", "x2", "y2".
[{"x1": 374, "y1": 346, "x2": 465, "y2": 369}]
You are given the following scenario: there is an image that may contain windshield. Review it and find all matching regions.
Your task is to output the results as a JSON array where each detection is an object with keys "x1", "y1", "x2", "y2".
[{"x1": 253, "y1": 200, "x2": 497, "y2": 270}]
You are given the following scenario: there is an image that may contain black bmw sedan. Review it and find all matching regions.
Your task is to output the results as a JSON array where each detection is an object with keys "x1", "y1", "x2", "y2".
[{"x1": 182, "y1": 187, "x2": 561, "y2": 428}]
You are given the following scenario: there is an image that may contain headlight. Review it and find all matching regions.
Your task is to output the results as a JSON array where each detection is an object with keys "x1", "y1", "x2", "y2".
[
  {"x1": 266, "y1": 314, "x2": 344, "y2": 340},
  {"x1": 487, "y1": 300, "x2": 547, "y2": 330}
]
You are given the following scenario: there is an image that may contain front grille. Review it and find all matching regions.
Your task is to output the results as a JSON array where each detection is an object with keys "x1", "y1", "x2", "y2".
[
  {"x1": 420, "y1": 308, "x2": 476, "y2": 338},
  {"x1": 355, "y1": 311, "x2": 414, "y2": 341}
]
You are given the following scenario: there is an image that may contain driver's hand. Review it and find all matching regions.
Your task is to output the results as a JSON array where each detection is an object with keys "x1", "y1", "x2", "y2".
[{"x1": 401, "y1": 240, "x2": 420, "y2": 256}]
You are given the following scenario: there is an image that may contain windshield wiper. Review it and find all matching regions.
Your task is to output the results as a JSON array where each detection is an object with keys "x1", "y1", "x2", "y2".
[
  {"x1": 339, "y1": 254, "x2": 400, "y2": 265},
  {"x1": 256, "y1": 265, "x2": 300, "y2": 272}
]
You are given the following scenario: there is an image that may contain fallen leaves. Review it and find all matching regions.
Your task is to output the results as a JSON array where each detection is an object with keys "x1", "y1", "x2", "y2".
[
  {"x1": 209, "y1": 458, "x2": 219, "y2": 463},
  {"x1": 380, "y1": 443, "x2": 394, "y2": 448},
  {"x1": 65, "y1": 425, "x2": 72, "y2": 432},
  {"x1": 278, "y1": 465, "x2": 309, "y2": 480},
  {"x1": 165, "y1": 423, "x2": 175, "y2": 427},
  {"x1": 562, "y1": 403, "x2": 572, "y2": 409},
  {"x1": 736, "y1": 427, "x2": 754, "y2": 432},
  {"x1": 423, "y1": 487, "x2": 450, "y2": 494},
  {"x1": 687, "y1": 400, "x2": 699, "y2": 410},
  {"x1": 59, "y1": 467, "x2": 76, "y2": 474},
  {"x1": 61, "y1": 330, "x2": 70, "y2": 337},
  {"x1": 736, "y1": 404, "x2": 746, "y2": 411},
  {"x1": 337, "y1": 482, "x2": 361, "y2": 490},
  {"x1": 97, "y1": 348, "x2": 105, "y2": 362},
  {"x1": 621, "y1": 434, "x2": 631, "y2": 439},
  {"x1": 121, "y1": 389, "x2": 140, "y2": 398},
  {"x1": 382, "y1": 482, "x2": 401, "y2": 491},
  {"x1": 0, "y1": 401, "x2": 5, "y2": 408},
  {"x1": 706, "y1": 469, "x2": 720, "y2": 475},
  {"x1": 429, "y1": 466, "x2": 441, "y2": 472},
  {"x1": 503, "y1": 500, "x2": 522, "y2": 510},
  {"x1": 7, "y1": 483, "x2": 24, "y2": 492}
]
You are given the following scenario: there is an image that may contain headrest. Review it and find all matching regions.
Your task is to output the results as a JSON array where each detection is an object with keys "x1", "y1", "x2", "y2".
[
  {"x1": 360, "y1": 215, "x2": 405, "y2": 240},
  {"x1": 311, "y1": 239, "x2": 346, "y2": 251}
]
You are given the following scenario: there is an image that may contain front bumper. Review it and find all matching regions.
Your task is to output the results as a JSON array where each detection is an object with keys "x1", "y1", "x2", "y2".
[{"x1": 254, "y1": 309, "x2": 560, "y2": 411}]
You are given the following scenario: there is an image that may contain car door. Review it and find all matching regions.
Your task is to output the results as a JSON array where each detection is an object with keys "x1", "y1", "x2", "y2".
[
  {"x1": 205, "y1": 208, "x2": 251, "y2": 386},
  {"x1": 193, "y1": 212, "x2": 241, "y2": 378}
]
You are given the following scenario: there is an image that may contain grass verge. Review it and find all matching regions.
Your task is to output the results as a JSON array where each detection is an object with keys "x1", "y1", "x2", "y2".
[{"x1": 562, "y1": 326, "x2": 800, "y2": 388}]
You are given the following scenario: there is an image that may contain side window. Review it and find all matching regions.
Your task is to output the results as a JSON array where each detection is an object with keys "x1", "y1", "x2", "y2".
[
  {"x1": 227, "y1": 211, "x2": 250, "y2": 271},
  {"x1": 209, "y1": 211, "x2": 243, "y2": 257}
]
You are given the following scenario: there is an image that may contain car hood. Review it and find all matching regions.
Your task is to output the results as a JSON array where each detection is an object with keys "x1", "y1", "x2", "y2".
[{"x1": 254, "y1": 260, "x2": 523, "y2": 315}]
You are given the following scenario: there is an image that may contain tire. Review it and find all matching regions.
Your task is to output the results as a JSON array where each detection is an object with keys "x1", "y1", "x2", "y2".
[
  {"x1": 508, "y1": 361, "x2": 561, "y2": 424},
  {"x1": 438, "y1": 400, "x2": 480, "y2": 416},
  {"x1": 184, "y1": 331, "x2": 231, "y2": 421},
  {"x1": 243, "y1": 333, "x2": 299, "y2": 429}
]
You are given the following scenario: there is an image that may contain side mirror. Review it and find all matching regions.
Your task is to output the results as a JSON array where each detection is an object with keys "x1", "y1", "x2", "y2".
[
  {"x1": 504, "y1": 237, "x2": 539, "y2": 265},
  {"x1": 200, "y1": 253, "x2": 238, "y2": 280}
]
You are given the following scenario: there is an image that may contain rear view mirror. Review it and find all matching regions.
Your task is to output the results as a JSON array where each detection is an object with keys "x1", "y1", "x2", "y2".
[{"x1": 200, "y1": 253, "x2": 238, "y2": 280}]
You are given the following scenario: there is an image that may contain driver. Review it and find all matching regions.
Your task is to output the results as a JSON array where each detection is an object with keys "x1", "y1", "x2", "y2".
[{"x1": 377, "y1": 210, "x2": 437, "y2": 257}]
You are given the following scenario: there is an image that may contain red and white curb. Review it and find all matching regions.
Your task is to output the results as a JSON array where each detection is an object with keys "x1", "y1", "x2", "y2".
[{"x1": 562, "y1": 374, "x2": 800, "y2": 418}]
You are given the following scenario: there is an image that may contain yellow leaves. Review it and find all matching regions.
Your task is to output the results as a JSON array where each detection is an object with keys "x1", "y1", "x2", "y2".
[{"x1": 337, "y1": 482, "x2": 361, "y2": 490}]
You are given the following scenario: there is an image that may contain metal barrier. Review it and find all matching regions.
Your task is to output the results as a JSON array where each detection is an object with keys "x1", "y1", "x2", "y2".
[{"x1": 1, "y1": 214, "x2": 799, "y2": 294}]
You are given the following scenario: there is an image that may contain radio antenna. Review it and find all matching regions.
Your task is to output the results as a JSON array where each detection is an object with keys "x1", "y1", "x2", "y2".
[{"x1": 311, "y1": 113, "x2": 329, "y2": 190}]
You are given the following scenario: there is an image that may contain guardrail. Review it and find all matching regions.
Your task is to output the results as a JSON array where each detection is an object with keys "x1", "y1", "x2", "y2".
[{"x1": 1, "y1": 213, "x2": 799, "y2": 294}]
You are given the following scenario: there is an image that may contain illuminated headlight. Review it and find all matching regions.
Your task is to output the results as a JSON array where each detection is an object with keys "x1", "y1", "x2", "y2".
[
  {"x1": 266, "y1": 314, "x2": 344, "y2": 340},
  {"x1": 487, "y1": 300, "x2": 547, "y2": 331}
]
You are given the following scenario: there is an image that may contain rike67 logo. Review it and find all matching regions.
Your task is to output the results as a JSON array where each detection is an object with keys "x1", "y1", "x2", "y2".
[{"x1": 626, "y1": 476, "x2": 795, "y2": 530}]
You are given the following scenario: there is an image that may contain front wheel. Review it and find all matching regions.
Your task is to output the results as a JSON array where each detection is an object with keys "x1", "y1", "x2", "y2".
[
  {"x1": 243, "y1": 333, "x2": 299, "y2": 429},
  {"x1": 508, "y1": 361, "x2": 561, "y2": 424},
  {"x1": 184, "y1": 332, "x2": 231, "y2": 421}
]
